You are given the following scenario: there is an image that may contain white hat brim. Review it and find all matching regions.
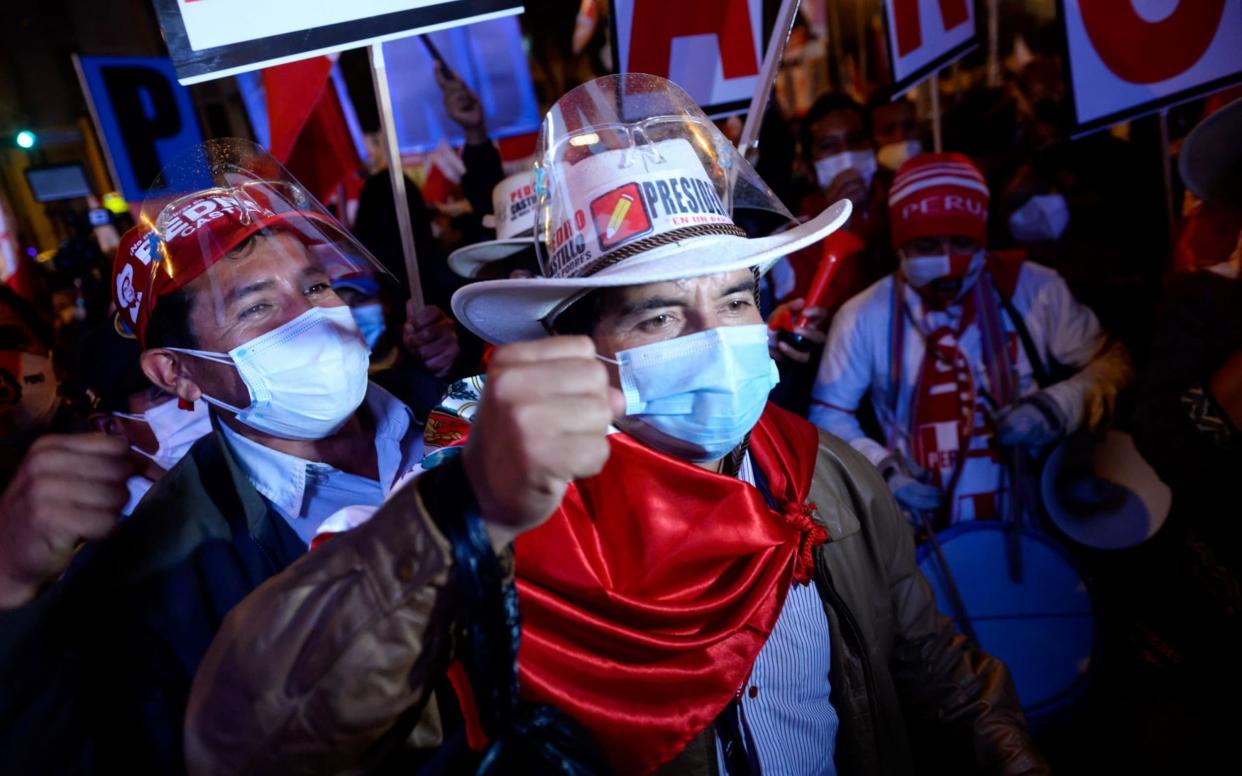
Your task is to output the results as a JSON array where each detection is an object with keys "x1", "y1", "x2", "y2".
[
  {"x1": 447, "y1": 238, "x2": 533, "y2": 278},
  {"x1": 1179, "y1": 96, "x2": 1242, "y2": 207},
  {"x1": 452, "y1": 199, "x2": 852, "y2": 344}
]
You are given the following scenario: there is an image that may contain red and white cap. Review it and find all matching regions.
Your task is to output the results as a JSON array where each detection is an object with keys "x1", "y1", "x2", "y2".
[
  {"x1": 888, "y1": 152, "x2": 990, "y2": 248},
  {"x1": 115, "y1": 138, "x2": 391, "y2": 348},
  {"x1": 113, "y1": 185, "x2": 355, "y2": 347}
]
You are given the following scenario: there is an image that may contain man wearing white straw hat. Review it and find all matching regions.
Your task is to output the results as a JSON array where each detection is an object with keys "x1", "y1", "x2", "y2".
[{"x1": 186, "y1": 75, "x2": 1045, "y2": 776}]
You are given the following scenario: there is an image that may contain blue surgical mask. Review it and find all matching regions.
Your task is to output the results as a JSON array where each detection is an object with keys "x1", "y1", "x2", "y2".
[
  {"x1": 350, "y1": 302, "x2": 386, "y2": 350},
  {"x1": 601, "y1": 323, "x2": 780, "y2": 463}
]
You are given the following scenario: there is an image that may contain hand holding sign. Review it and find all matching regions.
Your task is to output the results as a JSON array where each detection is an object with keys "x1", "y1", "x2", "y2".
[{"x1": 434, "y1": 61, "x2": 486, "y2": 145}]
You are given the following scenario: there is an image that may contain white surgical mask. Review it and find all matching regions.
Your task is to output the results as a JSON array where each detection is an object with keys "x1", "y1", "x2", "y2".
[
  {"x1": 600, "y1": 324, "x2": 779, "y2": 463},
  {"x1": 114, "y1": 397, "x2": 212, "y2": 472},
  {"x1": 900, "y1": 250, "x2": 986, "y2": 297},
  {"x1": 1008, "y1": 193, "x2": 1070, "y2": 243},
  {"x1": 814, "y1": 149, "x2": 878, "y2": 190},
  {"x1": 0, "y1": 351, "x2": 60, "y2": 433},
  {"x1": 877, "y1": 140, "x2": 921, "y2": 172},
  {"x1": 167, "y1": 306, "x2": 370, "y2": 440}
]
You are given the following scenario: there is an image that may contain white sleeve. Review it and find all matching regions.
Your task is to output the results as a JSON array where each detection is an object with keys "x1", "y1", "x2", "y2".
[
  {"x1": 809, "y1": 298, "x2": 890, "y2": 468},
  {"x1": 1031, "y1": 272, "x2": 1135, "y2": 433}
]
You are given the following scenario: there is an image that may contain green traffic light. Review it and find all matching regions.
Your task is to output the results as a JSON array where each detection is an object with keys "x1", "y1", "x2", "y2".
[{"x1": 15, "y1": 130, "x2": 36, "y2": 149}]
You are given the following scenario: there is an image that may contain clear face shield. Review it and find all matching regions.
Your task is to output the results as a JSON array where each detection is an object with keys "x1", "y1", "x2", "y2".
[
  {"x1": 532, "y1": 74, "x2": 799, "y2": 281},
  {"x1": 136, "y1": 138, "x2": 392, "y2": 354}
]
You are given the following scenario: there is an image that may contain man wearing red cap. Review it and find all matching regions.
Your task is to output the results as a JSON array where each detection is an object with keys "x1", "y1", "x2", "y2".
[
  {"x1": 810, "y1": 152, "x2": 1132, "y2": 526},
  {"x1": 0, "y1": 142, "x2": 462, "y2": 772}
]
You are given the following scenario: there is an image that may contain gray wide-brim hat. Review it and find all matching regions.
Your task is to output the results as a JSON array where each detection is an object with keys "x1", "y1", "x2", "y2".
[{"x1": 1179, "y1": 96, "x2": 1242, "y2": 208}]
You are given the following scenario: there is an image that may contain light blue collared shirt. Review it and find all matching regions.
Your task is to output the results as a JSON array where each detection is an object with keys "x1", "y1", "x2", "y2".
[
  {"x1": 716, "y1": 454, "x2": 839, "y2": 775},
  {"x1": 219, "y1": 382, "x2": 425, "y2": 545}
]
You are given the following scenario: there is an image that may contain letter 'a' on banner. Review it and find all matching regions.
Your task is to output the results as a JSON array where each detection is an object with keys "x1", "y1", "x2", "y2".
[
  {"x1": 610, "y1": 0, "x2": 775, "y2": 118},
  {"x1": 151, "y1": 0, "x2": 524, "y2": 85},
  {"x1": 882, "y1": 0, "x2": 979, "y2": 95},
  {"x1": 1059, "y1": 0, "x2": 1242, "y2": 135}
]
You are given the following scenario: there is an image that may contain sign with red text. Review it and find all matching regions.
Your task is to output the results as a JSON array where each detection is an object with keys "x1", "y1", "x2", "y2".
[
  {"x1": 882, "y1": 0, "x2": 978, "y2": 94},
  {"x1": 1060, "y1": 0, "x2": 1242, "y2": 133},
  {"x1": 610, "y1": 0, "x2": 770, "y2": 118},
  {"x1": 151, "y1": 0, "x2": 524, "y2": 85}
]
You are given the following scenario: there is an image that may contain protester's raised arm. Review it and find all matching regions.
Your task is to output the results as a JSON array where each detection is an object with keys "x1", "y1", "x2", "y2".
[{"x1": 184, "y1": 458, "x2": 475, "y2": 774}]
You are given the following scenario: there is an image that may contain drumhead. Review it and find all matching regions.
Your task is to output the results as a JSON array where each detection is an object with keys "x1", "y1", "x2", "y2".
[{"x1": 917, "y1": 523, "x2": 1097, "y2": 723}]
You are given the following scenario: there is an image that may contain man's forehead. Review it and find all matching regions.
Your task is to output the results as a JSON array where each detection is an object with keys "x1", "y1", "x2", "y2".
[
  {"x1": 614, "y1": 269, "x2": 754, "y2": 302},
  {"x1": 198, "y1": 231, "x2": 320, "y2": 284}
]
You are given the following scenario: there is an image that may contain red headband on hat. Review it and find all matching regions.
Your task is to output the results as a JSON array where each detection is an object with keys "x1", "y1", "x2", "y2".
[
  {"x1": 888, "y1": 152, "x2": 990, "y2": 248},
  {"x1": 111, "y1": 185, "x2": 341, "y2": 347}
]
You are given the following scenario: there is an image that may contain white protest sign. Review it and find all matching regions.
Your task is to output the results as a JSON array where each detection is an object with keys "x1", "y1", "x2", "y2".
[
  {"x1": 883, "y1": 0, "x2": 978, "y2": 94},
  {"x1": 611, "y1": 0, "x2": 767, "y2": 118},
  {"x1": 151, "y1": 0, "x2": 523, "y2": 84},
  {"x1": 1061, "y1": 0, "x2": 1242, "y2": 133}
]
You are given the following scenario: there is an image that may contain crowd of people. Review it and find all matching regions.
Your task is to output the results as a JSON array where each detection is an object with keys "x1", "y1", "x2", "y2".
[{"x1": 1, "y1": 49, "x2": 1240, "y2": 776}]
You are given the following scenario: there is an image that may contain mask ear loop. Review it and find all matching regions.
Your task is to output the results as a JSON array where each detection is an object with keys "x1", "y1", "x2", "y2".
[{"x1": 110, "y1": 411, "x2": 162, "y2": 463}]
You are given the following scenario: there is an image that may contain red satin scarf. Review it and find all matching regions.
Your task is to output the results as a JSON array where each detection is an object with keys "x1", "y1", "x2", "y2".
[{"x1": 513, "y1": 404, "x2": 826, "y2": 775}]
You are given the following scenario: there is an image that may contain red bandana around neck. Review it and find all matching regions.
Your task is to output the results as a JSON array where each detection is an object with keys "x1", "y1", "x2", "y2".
[{"x1": 513, "y1": 403, "x2": 825, "y2": 775}]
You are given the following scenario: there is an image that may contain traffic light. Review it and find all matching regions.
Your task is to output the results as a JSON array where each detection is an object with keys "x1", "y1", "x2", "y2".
[{"x1": 14, "y1": 130, "x2": 36, "y2": 149}]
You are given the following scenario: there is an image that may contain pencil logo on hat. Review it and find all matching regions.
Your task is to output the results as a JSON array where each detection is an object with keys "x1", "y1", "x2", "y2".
[
  {"x1": 591, "y1": 182, "x2": 652, "y2": 251},
  {"x1": 605, "y1": 193, "x2": 634, "y2": 239}
]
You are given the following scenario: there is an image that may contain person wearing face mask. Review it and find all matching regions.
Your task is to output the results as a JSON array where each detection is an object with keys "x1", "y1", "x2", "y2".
[
  {"x1": 184, "y1": 77, "x2": 1044, "y2": 776},
  {"x1": 868, "y1": 94, "x2": 922, "y2": 179},
  {"x1": 810, "y1": 153, "x2": 1133, "y2": 527},
  {"x1": 76, "y1": 322, "x2": 212, "y2": 517},
  {"x1": 332, "y1": 272, "x2": 461, "y2": 421},
  {"x1": 800, "y1": 93, "x2": 879, "y2": 234},
  {"x1": 767, "y1": 95, "x2": 893, "y2": 392},
  {"x1": 0, "y1": 141, "x2": 435, "y2": 773}
]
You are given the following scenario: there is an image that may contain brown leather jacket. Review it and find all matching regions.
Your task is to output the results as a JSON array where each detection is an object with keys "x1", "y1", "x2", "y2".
[{"x1": 184, "y1": 433, "x2": 1048, "y2": 775}]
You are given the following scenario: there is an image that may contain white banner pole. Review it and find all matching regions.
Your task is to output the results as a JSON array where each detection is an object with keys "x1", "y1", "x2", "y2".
[
  {"x1": 370, "y1": 41, "x2": 425, "y2": 310},
  {"x1": 1158, "y1": 107, "x2": 1177, "y2": 251},
  {"x1": 736, "y1": 0, "x2": 802, "y2": 158},
  {"x1": 987, "y1": 0, "x2": 1000, "y2": 87}
]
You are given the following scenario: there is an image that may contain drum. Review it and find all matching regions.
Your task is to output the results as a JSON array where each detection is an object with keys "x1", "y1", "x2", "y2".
[
  {"x1": 1041, "y1": 430, "x2": 1171, "y2": 551},
  {"x1": 917, "y1": 523, "x2": 1097, "y2": 727}
]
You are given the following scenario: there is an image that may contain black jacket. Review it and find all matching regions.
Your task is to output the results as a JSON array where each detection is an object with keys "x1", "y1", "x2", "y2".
[{"x1": 0, "y1": 424, "x2": 306, "y2": 773}]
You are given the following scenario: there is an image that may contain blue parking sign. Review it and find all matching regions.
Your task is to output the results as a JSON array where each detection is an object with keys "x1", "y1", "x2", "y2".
[{"x1": 76, "y1": 56, "x2": 204, "y2": 201}]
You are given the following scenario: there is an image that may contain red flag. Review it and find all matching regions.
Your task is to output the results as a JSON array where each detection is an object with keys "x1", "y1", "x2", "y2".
[
  {"x1": 263, "y1": 57, "x2": 334, "y2": 162},
  {"x1": 263, "y1": 57, "x2": 362, "y2": 204}
]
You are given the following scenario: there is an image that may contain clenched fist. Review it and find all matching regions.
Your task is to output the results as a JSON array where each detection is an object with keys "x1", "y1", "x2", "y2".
[
  {"x1": 0, "y1": 434, "x2": 131, "y2": 609},
  {"x1": 462, "y1": 337, "x2": 625, "y2": 549}
]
